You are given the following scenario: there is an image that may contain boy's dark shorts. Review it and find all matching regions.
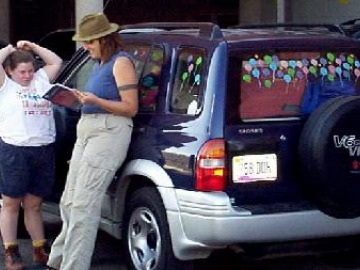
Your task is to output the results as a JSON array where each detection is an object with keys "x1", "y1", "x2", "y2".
[{"x1": 0, "y1": 139, "x2": 55, "y2": 198}]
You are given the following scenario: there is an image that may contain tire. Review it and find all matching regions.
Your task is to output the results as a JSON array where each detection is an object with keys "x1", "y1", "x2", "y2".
[
  {"x1": 123, "y1": 187, "x2": 194, "y2": 270},
  {"x1": 299, "y1": 96, "x2": 360, "y2": 218}
]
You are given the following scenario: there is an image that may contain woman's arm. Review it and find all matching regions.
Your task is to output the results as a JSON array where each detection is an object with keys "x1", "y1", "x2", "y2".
[
  {"x1": 0, "y1": 44, "x2": 16, "y2": 88},
  {"x1": 76, "y1": 56, "x2": 139, "y2": 117},
  {"x1": 17, "y1": 40, "x2": 63, "y2": 82}
]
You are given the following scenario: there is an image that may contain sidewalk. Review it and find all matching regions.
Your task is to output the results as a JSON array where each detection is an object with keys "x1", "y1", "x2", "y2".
[{"x1": 0, "y1": 210, "x2": 127, "y2": 270}]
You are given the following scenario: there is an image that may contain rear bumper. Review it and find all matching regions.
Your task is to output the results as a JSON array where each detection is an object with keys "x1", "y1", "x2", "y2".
[{"x1": 159, "y1": 188, "x2": 360, "y2": 260}]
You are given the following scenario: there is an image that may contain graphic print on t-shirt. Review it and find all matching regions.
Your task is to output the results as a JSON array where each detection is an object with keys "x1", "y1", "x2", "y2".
[{"x1": 17, "y1": 86, "x2": 52, "y2": 116}]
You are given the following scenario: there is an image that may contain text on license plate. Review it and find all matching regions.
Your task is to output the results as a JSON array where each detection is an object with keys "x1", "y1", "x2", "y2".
[{"x1": 232, "y1": 154, "x2": 277, "y2": 183}]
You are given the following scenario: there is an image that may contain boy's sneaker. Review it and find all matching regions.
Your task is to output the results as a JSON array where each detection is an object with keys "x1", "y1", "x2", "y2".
[
  {"x1": 4, "y1": 244, "x2": 24, "y2": 270},
  {"x1": 32, "y1": 241, "x2": 50, "y2": 266}
]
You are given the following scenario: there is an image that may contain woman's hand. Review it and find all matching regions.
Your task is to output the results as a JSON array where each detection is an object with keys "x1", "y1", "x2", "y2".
[
  {"x1": 16, "y1": 40, "x2": 36, "y2": 51},
  {"x1": 74, "y1": 90, "x2": 99, "y2": 105}
]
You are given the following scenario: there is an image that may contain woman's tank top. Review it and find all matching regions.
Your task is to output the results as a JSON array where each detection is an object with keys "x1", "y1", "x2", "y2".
[{"x1": 82, "y1": 51, "x2": 132, "y2": 114}]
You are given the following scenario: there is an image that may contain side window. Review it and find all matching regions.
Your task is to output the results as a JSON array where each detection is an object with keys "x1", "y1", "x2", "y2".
[
  {"x1": 66, "y1": 57, "x2": 95, "y2": 91},
  {"x1": 138, "y1": 46, "x2": 164, "y2": 112},
  {"x1": 125, "y1": 44, "x2": 164, "y2": 112},
  {"x1": 123, "y1": 44, "x2": 151, "y2": 81},
  {"x1": 170, "y1": 48, "x2": 205, "y2": 114},
  {"x1": 66, "y1": 44, "x2": 164, "y2": 113}
]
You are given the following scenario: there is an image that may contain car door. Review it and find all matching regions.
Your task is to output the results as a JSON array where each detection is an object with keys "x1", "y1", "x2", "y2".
[{"x1": 49, "y1": 41, "x2": 163, "y2": 201}]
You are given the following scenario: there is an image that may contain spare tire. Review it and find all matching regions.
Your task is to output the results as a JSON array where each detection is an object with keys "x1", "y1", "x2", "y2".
[{"x1": 299, "y1": 96, "x2": 360, "y2": 218}]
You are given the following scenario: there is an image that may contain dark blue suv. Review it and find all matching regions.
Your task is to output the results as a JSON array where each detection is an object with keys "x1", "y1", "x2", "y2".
[{"x1": 44, "y1": 22, "x2": 360, "y2": 270}]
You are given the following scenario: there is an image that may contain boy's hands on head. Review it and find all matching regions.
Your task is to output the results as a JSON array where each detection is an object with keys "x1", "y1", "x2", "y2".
[{"x1": 16, "y1": 40, "x2": 35, "y2": 51}]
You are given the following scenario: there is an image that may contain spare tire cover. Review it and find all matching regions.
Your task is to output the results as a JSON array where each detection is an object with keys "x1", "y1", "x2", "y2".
[{"x1": 299, "y1": 96, "x2": 360, "y2": 218}]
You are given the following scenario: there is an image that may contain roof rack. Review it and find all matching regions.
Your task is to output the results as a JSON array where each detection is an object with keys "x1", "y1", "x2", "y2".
[
  {"x1": 339, "y1": 18, "x2": 360, "y2": 37},
  {"x1": 229, "y1": 23, "x2": 344, "y2": 35},
  {"x1": 340, "y1": 18, "x2": 360, "y2": 26},
  {"x1": 120, "y1": 22, "x2": 223, "y2": 39}
]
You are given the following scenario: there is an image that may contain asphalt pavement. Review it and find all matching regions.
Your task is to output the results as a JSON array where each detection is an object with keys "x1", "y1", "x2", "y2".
[
  {"x1": 0, "y1": 211, "x2": 127, "y2": 270},
  {"x1": 0, "y1": 210, "x2": 360, "y2": 270}
]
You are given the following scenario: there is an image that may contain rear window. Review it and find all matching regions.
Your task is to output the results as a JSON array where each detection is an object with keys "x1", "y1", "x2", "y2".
[{"x1": 229, "y1": 51, "x2": 360, "y2": 121}]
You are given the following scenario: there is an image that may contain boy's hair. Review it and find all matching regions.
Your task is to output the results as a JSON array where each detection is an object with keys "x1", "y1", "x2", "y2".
[{"x1": 4, "y1": 50, "x2": 35, "y2": 74}]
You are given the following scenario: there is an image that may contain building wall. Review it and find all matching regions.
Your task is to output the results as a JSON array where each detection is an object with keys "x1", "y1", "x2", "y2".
[
  {"x1": 6, "y1": 0, "x2": 239, "y2": 43},
  {"x1": 290, "y1": 0, "x2": 360, "y2": 24},
  {"x1": 2, "y1": 1, "x2": 360, "y2": 44},
  {"x1": 239, "y1": 0, "x2": 277, "y2": 25},
  {"x1": 105, "y1": 0, "x2": 239, "y2": 28},
  {"x1": 0, "y1": 0, "x2": 10, "y2": 42},
  {"x1": 238, "y1": 0, "x2": 360, "y2": 25},
  {"x1": 10, "y1": 0, "x2": 75, "y2": 43}
]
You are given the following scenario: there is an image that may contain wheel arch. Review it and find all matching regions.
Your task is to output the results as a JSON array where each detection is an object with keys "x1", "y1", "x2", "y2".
[
  {"x1": 104, "y1": 159, "x2": 216, "y2": 262},
  {"x1": 111, "y1": 159, "x2": 175, "y2": 223}
]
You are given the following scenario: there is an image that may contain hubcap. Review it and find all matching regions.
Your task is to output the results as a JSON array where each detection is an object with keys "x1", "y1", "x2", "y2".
[{"x1": 128, "y1": 207, "x2": 161, "y2": 270}]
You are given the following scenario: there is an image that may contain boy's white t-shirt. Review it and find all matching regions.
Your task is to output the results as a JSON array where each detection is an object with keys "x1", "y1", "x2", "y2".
[{"x1": 0, "y1": 68, "x2": 56, "y2": 146}]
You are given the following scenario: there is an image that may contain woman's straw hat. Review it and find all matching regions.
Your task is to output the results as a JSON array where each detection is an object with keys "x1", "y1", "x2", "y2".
[{"x1": 72, "y1": 13, "x2": 119, "y2": 42}]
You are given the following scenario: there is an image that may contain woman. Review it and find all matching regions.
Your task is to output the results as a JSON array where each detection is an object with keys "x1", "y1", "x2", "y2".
[
  {"x1": 47, "y1": 13, "x2": 138, "y2": 270},
  {"x1": 0, "y1": 41, "x2": 62, "y2": 270}
]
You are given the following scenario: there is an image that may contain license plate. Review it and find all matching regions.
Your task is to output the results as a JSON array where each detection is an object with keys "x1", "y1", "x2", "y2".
[{"x1": 232, "y1": 154, "x2": 277, "y2": 183}]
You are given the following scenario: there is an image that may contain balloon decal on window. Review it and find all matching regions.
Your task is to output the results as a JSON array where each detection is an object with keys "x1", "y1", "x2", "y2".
[
  {"x1": 179, "y1": 55, "x2": 203, "y2": 93},
  {"x1": 242, "y1": 53, "x2": 360, "y2": 89}
]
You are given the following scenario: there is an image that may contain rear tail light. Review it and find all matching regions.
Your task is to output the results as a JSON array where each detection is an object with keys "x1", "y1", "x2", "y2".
[{"x1": 196, "y1": 139, "x2": 227, "y2": 191}]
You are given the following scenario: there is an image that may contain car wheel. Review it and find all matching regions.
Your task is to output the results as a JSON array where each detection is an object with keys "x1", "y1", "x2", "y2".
[
  {"x1": 299, "y1": 96, "x2": 360, "y2": 218},
  {"x1": 123, "y1": 186, "x2": 193, "y2": 270}
]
